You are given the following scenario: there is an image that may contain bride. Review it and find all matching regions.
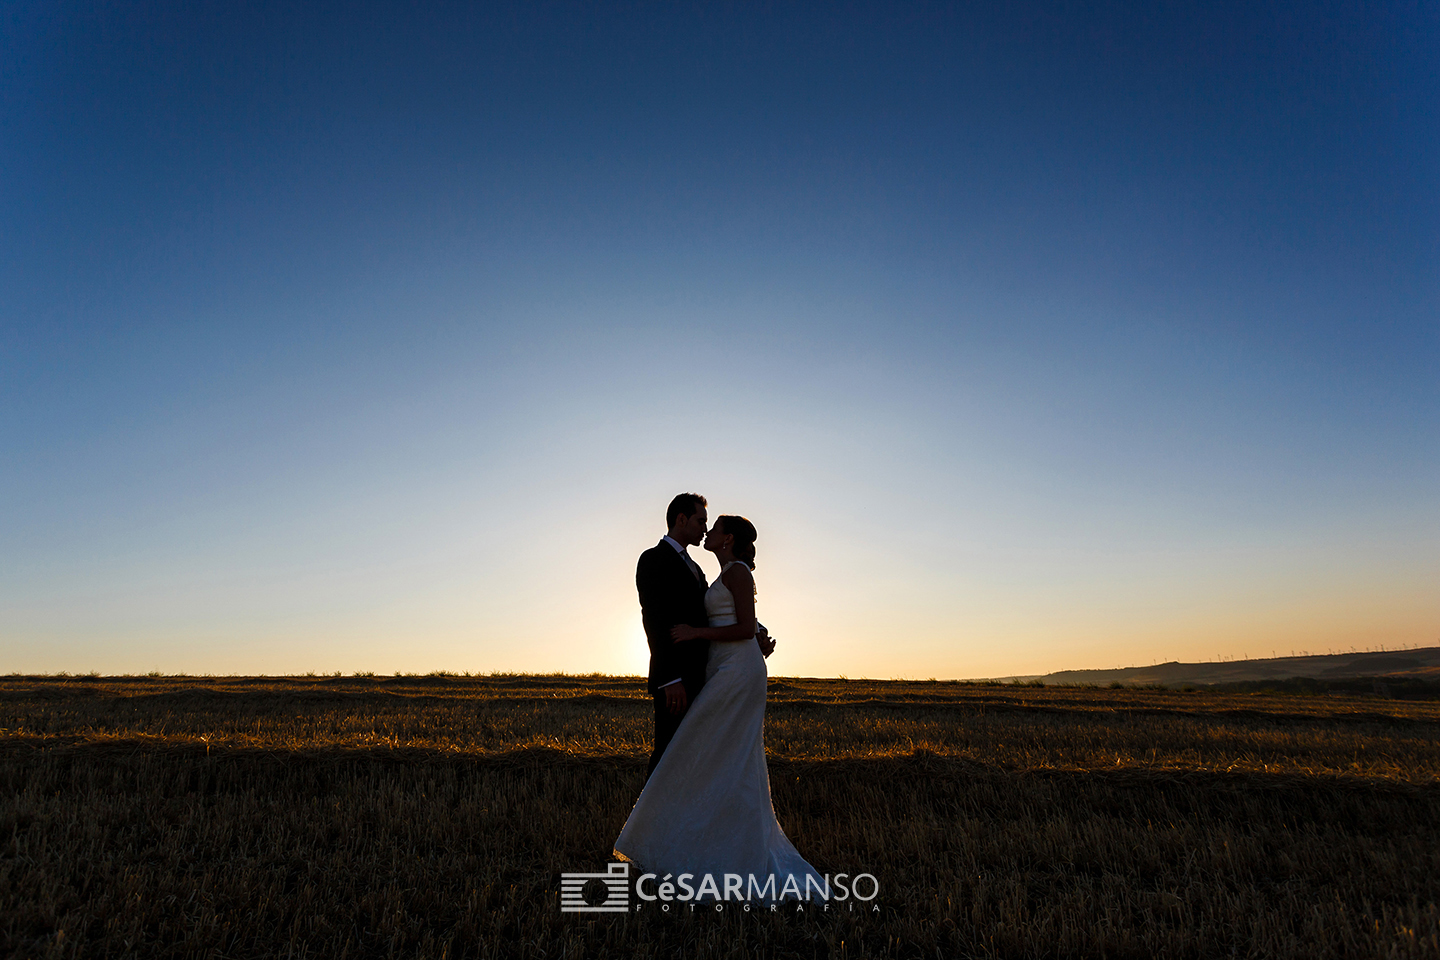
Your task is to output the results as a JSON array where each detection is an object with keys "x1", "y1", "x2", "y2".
[{"x1": 613, "y1": 515, "x2": 823, "y2": 899}]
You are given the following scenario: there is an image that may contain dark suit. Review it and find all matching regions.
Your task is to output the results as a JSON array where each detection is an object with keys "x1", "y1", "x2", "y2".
[{"x1": 636, "y1": 539, "x2": 710, "y2": 777}]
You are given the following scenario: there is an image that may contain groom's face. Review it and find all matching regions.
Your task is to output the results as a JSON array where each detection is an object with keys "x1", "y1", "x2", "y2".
[{"x1": 676, "y1": 508, "x2": 708, "y2": 547}]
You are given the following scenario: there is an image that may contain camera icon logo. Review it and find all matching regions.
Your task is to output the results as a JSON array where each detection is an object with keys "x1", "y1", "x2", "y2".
[{"x1": 559, "y1": 862, "x2": 630, "y2": 913}]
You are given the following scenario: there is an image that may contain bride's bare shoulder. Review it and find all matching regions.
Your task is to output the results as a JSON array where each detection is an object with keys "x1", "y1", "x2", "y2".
[{"x1": 721, "y1": 561, "x2": 754, "y2": 588}]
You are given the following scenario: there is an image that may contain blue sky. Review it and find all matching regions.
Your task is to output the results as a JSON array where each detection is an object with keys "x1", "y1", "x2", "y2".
[{"x1": 2, "y1": 1, "x2": 1436, "y2": 677}]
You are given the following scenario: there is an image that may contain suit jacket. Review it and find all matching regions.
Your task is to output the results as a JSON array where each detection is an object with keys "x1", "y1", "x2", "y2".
[{"x1": 636, "y1": 539, "x2": 710, "y2": 697}]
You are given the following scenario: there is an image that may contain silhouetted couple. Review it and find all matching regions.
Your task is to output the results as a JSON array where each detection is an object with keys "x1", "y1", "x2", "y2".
[{"x1": 612, "y1": 493, "x2": 822, "y2": 895}]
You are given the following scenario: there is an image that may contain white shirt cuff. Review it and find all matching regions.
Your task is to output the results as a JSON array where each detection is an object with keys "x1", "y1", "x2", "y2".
[{"x1": 660, "y1": 678, "x2": 683, "y2": 688}]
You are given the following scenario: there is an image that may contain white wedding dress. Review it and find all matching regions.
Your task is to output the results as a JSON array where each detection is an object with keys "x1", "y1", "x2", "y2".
[{"x1": 614, "y1": 562, "x2": 823, "y2": 899}]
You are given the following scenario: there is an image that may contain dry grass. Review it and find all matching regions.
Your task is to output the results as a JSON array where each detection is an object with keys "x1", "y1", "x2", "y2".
[{"x1": 2, "y1": 675, "x2": 1438, "y2": 958}]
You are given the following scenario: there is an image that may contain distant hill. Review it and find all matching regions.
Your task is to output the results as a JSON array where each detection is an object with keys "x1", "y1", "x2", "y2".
[{"x1": 1026, "y1": 646, "x2": 1440, "y2": 687}]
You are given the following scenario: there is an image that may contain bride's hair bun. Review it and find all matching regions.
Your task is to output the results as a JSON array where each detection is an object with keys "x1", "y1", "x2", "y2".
[{"x1": 719, "y1": 515, "x2": 757, "y2": 570}]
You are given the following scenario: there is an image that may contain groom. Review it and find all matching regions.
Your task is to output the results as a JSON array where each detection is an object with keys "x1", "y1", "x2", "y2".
[{"x1": 636, "y1": 492, "x2": 712, "y2": 779}]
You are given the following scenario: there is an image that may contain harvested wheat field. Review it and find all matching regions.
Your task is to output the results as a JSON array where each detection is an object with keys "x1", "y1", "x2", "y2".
[{"x1": 2, "y1": 674, "x2": 1438, "y2": 959}]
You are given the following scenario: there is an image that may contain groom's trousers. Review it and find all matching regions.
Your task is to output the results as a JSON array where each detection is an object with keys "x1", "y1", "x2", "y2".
[{"x1": 647, "y1": 691, "x2": 686, "y2": 780}]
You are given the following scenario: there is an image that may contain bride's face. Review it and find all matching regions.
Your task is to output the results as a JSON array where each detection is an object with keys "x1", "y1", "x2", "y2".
[{"x1": 702, "y1": 521, "x2": 732, "y2": 555}]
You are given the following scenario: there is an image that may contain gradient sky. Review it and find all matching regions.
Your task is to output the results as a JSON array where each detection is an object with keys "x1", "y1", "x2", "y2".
[{"x1": 3, "y1": 1, "x2": 1437, "y2": 678}]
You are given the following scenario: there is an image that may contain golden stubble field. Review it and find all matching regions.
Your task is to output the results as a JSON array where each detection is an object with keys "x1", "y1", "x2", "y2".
[{"x1": 2, "y1": 674, "x2": 1438, "y2": 959}]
